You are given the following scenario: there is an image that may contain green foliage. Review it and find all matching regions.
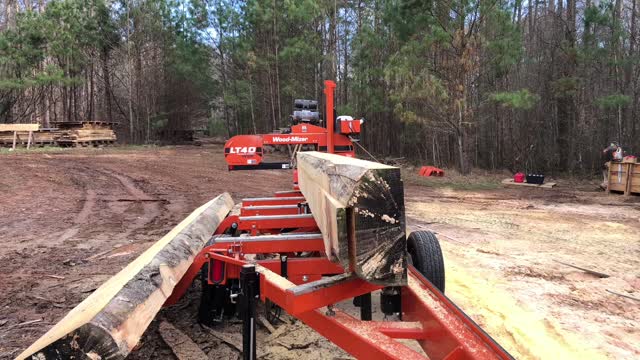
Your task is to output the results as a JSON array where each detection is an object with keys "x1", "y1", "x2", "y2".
[
  {"x1": 551, "y1": 77, "x2": 580, "y2": 98},
  {"x1": 595, "y1": 94, "x2": 631, "y2": 110},
  {"x1": 0, "y1": 0, "x2": 116, "y2": 86},
  {"x1": 490, "y1": 89, "x2": 539, "y2": 110}
]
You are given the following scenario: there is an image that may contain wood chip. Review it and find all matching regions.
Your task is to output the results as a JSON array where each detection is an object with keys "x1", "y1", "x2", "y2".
[
  {"x1": 276, "y1": 340, "x2": 315, "y2": 350},
  {"x1": 265, "y1": 324, "x2": 290, "y2": 343},
  {"x1": 258, "y1": 315, "x2": 276, "y2": 333},
  {"x1": 159, "y1": 321, "x2": 207, "y2": 360}
]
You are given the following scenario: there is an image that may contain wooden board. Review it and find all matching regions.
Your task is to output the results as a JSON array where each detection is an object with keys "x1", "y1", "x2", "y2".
[
  {"x1": 501, "y1": 178, "x2": 557, "y2": 188},
  {"x1": 17, "y1": 193, "x2": 234, "y2": 360},
  {"x1": 607, "y1": 162, "x2": 630, "y2": 194},
  {"x1": 0, "y1": 123, "x2": 40, "y2": 132},
  {"x1": 296, "y1": 151, "x2": 406, "y2": 286},
  {"x1": 627, "y1": 163, "x2": 640, "y2": 195}
]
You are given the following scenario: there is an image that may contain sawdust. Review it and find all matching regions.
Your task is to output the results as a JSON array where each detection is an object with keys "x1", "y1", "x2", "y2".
[{"x1": 407, "y1": 184, "x2": 640, "y2": 359}]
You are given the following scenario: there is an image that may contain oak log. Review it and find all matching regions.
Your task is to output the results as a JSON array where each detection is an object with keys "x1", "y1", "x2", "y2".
[{"x1": 296, "y1": 152, "x2": 406, "y2": 286}]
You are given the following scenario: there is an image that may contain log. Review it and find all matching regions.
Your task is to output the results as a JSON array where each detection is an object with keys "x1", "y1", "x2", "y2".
[
  {"x1": 296, "y1": 151, "x2": 406, "y2": 286},
  {"x1": 17, "y1": 193, "x2": 234, "y2": 360}
]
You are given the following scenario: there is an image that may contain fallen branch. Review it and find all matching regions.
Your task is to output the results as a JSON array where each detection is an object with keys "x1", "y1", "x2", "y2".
[
  {"x1": 606, "y1": 289, "x2": 640, "y2": 302},
  {"x1": 84, "y1": 244, "x2": 124, "y2": 261},
  {"x1": 553, "y1": 260, "x2": 610, "y2": 278},
  {"x1": 159, "y1": 321, "x2": 207, "y2": 360},
  {"x1": 5, "y1": 319, "x2": 43, "y2": 330},
  {"x1": 28, "y1": 294, "x2": 65, "y2": 303},
  {"x1": 113, "y1": 198, "x2": 166, "y2": 202},
  {"x1": 43, "y1": 275, "x2": 65, "y2": 280}
]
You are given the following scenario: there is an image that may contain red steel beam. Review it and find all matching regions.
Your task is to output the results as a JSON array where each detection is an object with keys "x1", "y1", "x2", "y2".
[
  {"x1": 284, "y1": 275, "x2": 382, "y2": 315},
  {"x1": 274, "y1": 190, "x2": 302, "y2": 198},
  {"x1": 208, "y1": 234, "x2": 326, "y2": 254},
  {"x1": 242, "y1": 196, "x2": 305, "y2": 206},
  {"x1": 403, "y1": 267, "x2": 512, "y2": 360},
  {"x1": 297, "y1": 309, "x2": 427, "y2": 359},
  {"x1": 240, "y1": 205, "x2": 301, "y2": 216},
  {"x1": 324, "y1": 80, "x2": 336, "y2": 153},
  {"x1": 236, "y1": 214, "x2": 317, "y2": 232},
  {"x1": 258, "y1": 257, "x2": 343, "y2": 276}
]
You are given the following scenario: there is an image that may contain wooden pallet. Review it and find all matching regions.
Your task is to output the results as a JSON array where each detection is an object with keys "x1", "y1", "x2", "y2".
[
  {"x1": 607, "y1": 162, "x2": 631, "y2": 195},
  {"x1": 502, "y1": 178, "x2": 556, "y2": 188},
  {"x1": 625, "y1": 163, "x2": 640, "y2": 195}
]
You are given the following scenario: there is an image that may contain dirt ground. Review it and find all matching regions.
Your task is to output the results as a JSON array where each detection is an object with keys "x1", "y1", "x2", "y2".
[{"x1": 0, "y1": 144, "x2": 638, "y2": 359}]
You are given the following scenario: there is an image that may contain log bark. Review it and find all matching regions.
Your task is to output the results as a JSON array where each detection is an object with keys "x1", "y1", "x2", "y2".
[
  {"x1": 17, "y1": 193, "x2": 234, "y2": 360},
  {"x1": 296, "y1": 152, "x2": 406, "y2": 286}
]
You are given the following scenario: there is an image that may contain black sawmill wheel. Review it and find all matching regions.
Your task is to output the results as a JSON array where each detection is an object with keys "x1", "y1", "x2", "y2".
[{"x1": 407, "y1": 230, "x2": 445, "y2": 293}]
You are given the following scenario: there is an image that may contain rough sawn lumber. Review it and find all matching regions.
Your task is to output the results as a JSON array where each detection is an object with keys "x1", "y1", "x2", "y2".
[
  {"x1": 0, "y1": 123, "x2": 40, "y2": 132},
  {"x1": 296, "y1": 151, "x2": 406, "y2": 286},
  {"x1": 17, "y1": 193, "x2": 234, "y2": 360}
]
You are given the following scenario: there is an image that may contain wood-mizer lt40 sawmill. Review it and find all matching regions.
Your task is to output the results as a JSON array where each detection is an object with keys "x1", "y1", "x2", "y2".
[{"x1": 18, "y1": 81, "x2": 512, "y2": 360}]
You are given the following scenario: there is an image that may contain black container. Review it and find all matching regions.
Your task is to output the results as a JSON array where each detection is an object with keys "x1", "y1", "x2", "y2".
[{"x1": 526, "y1": 174, "x2": 545, "y2": 184}]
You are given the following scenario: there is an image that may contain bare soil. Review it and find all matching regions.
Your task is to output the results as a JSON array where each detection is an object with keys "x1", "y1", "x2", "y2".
[{"x1": 0, "y1": 145, "x2": 638, "y2": 359}]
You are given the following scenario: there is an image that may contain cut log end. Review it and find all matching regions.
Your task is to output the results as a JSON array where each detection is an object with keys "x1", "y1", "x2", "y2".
[{"x1": 297, "y1": 152, "x2": 407, "y2": 286}]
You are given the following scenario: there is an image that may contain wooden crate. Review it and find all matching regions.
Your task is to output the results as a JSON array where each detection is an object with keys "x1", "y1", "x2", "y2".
[
  {"x1": 607, "y1": 162, "x2": 631, "y2": 194},
  {"x1": 627, "y1": 163, "x2": 640, "y2": 195}
]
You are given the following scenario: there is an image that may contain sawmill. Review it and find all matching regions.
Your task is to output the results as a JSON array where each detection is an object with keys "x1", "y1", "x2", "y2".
[{"x1": 14, "y1": 81, "x2": 512, "y2": 360}]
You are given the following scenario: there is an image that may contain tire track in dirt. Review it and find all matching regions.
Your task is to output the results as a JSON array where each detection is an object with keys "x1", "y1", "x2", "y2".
[
  {"x1": 52, "y1": 164, "x2": 163, "y2": 246},
  {"x1": 106, "y1": 171, "x2": 161, "y2": 239},
  {"x1": 56, "y1": 189, "x2": 96, "y2": 243}
]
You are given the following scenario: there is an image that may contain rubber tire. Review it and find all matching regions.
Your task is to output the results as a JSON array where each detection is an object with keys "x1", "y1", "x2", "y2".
[{"x1": 407, "y1": 230, "x2": 445, "y2": 293}]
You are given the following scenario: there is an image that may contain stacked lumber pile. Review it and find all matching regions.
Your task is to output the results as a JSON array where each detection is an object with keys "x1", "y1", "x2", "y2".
[
  {"x1": 52, "y1": 121, "x2": 117, "y2": 146},
  {"x1": 34, "y1": 128, "x2": 58, "y2": 145},
  {"x1": 0, "y1": 124, "x2": 40, "y2": 148}
]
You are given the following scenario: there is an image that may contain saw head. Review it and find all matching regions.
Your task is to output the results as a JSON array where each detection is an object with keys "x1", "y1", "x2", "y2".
[{"x1": 224, "y1": 135, "x2": 264, "y2": 168}]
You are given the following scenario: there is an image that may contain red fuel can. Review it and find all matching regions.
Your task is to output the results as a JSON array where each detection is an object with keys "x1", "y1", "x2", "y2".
[{"x1": 514, "y1": 172, "x2": 525, "y2": 183}]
